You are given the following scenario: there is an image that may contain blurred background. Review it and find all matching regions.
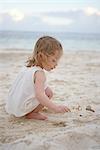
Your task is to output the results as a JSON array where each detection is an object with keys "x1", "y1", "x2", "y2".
[{"x1": 0, "y1": 0, "x2": 100, "y2": 52}]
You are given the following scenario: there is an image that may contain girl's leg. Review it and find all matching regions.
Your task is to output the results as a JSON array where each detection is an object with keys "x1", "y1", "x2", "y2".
[
  {"x1": 25, "y1": 104, "x2": 47, "y2": 120},
  {"x1": 45, "y1": 87, "x2": 53, "y2": 99},
  {"x1": 25, "y1": 88, "x2": 53, "y2": 120}
]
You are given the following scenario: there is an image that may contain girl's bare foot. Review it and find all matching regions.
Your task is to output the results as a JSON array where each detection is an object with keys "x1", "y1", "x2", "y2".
[{"x1": 25, "y1": 112, "x2": 47, "y2": 120}]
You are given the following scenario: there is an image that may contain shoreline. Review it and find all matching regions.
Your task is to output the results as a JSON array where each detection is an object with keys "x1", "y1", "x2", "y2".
[{"x1": 0, "y1": 49, "x2": 100, "y2": 54}]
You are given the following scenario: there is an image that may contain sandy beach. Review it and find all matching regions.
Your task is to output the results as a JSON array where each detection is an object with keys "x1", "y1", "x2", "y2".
[{"x1": 0, "y1": 50, "x2": 100, "y2": 150}]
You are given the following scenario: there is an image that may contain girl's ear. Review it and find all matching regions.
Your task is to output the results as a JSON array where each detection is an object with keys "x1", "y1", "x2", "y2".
[
  {"x1": 36, "y1": 51, "x2": 45, "y2": 63},
  {"x1": 37, "y1": 52, "x2": 48, "y2": 66},
  {"x1": 37, "y1": 51, "x2": 43, "y2": 59}
]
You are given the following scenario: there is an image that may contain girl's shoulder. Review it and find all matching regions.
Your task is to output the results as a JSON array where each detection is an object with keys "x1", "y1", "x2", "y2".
[
  {"x1": 22, "y1": 66, "x2": 42, "y2": 71},
  {"x1": 24, "y1": 66, "x2": 45, "y2": 75},
  {"x1": 32, "y1": 66, "x2": 46, "y2": 76}
]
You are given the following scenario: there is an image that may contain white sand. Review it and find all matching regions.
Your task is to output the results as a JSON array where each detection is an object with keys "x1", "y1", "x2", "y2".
[{"x1": 0, "y1": 51, "x2": 100, "y2": 150}]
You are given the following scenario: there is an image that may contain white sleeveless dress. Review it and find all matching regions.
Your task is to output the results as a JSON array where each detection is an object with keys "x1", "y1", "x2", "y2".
[{"x1": 5, "y1": 66, "x2": 47, "y2": 117}]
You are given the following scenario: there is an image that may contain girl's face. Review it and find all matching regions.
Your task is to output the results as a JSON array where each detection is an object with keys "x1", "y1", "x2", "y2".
[{"x1": 42, "y1": 50, "x2": 62, "y2": 71}]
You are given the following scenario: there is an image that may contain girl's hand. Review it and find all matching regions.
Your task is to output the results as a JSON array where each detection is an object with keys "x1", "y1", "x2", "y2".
[{"x1": 54, "y1": 105, "x2": 71, "y2": 113}]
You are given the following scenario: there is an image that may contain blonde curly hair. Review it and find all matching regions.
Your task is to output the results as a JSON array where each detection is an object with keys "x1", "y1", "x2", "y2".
[{"x1": 26, "y1": 36, "x2": 63, "y2": 67}]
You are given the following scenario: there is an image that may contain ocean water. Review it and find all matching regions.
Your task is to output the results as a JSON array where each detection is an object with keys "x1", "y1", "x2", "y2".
[{"x1": 0, "y1": 31, "x2": 100, "y2": 52}]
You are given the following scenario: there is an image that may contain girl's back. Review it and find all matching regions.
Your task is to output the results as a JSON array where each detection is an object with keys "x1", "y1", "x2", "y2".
[{"x1": 5, "y1": 66, "x2": 43, "y2": 117}]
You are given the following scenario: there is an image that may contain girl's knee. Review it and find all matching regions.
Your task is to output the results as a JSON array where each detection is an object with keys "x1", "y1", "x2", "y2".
[
  {"x1": 48, "y1": 91, "x2": 53, "y2": 99},
  {"x1": 45, "y1": 87, "x2": 53, "y2": 99}
]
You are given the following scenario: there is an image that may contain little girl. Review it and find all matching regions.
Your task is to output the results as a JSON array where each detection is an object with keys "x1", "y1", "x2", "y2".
[{"x1": 5, "y1": 36, "x2": 70, "y2": 120}]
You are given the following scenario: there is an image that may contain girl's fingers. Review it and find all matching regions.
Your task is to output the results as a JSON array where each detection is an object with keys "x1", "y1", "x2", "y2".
[{"x1": 66, "y1": 107, "x2": 71, "y2": 112}]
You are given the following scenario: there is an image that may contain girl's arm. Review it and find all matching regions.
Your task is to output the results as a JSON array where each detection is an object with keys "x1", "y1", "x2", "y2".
[
  {"x1": 34, "y1": 70, "x2": 57, "y2": 111},
  {"x1": 34, "y1": 70, "x2": 70, "y2": 113}
]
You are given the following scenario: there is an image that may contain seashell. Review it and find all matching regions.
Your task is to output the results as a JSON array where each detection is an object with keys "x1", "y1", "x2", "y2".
[{"x1": 86, "y1": 105, "x2": 95, "y2": 112}]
